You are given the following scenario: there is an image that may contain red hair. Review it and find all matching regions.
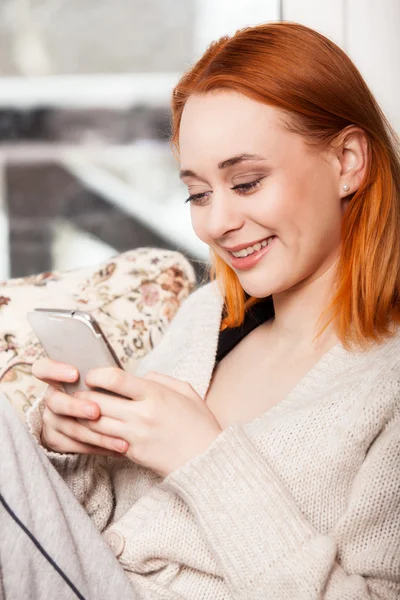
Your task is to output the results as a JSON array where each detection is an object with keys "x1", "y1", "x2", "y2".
[{"x1": 170, "y1": 21, "x2": 400, "y2": 352}]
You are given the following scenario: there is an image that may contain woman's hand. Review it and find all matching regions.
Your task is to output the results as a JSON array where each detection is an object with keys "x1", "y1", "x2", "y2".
[
  {"x1": 31, "y1": 358, "x2": 129, "y2": 457},
  {"x1": 73, "y1": 368, "x2": 224, "y2": 478}
]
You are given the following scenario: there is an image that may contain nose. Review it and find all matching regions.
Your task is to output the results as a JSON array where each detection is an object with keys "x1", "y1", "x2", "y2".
[{"x1": 204, "y1": 189, "x2": 245, "y2": 241}]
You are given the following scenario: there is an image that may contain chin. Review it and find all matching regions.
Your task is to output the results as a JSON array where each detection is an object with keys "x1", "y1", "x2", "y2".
[{"x1": 236, "y1": 277, "x2": 275, "y2": 299}]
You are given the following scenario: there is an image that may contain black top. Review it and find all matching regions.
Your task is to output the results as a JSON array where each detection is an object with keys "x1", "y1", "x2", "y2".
[{"x1": 215, "y1": 295, "x2": 275, "y2": 364}]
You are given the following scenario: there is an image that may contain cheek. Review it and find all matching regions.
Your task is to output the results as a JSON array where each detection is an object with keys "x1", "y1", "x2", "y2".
[
  {"x1": 271, "y1": 188, "x2": 341, "y2": 258},
  {"x1": 190, "y1": 207, "x2": 208, "y2": 243},
  {"x1": 295, "y1": 199, "x2": 343, "y2": 260}
]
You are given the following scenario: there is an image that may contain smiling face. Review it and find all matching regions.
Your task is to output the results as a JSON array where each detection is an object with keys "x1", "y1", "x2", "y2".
[{"x1": 178, "y1": 91, "x2": 348, "y2": 299}]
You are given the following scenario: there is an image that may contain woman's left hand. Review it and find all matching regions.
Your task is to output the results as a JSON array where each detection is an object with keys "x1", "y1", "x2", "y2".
[{"x1": 74, "y1": 368, "x2": 223, "y2": 478}]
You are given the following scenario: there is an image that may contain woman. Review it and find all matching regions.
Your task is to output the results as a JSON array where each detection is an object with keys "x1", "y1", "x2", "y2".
[{"x1": 1, "y1": 21, "x2": 399, "y2": 599}]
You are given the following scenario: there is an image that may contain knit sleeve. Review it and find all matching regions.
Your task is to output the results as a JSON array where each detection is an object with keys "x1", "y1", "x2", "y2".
[
  {"x1": 25, "y1": 392, "x2": 117, "y2": 532},
  {"x1": 161, "y1": 411, "x2": 400, "y2": 599}
]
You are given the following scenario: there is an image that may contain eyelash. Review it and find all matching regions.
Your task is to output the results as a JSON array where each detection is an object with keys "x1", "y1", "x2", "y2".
[{"x1": 184, "y1": 178, "x2": 264, "y2": 205}]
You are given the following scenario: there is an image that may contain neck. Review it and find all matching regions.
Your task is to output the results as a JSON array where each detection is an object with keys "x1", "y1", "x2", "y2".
[{"x1": 267, "y1": 260, "x2": 340, "y2": 353}]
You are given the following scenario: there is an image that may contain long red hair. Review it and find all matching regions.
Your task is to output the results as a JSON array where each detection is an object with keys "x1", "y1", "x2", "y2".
[{"x1": 170, "y1": 21, "x2": 400, "y2": 352}]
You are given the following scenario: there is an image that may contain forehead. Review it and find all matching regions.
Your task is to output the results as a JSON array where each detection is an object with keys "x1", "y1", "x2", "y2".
[{"x1": 179, "y1": 91, "x2": 286, "y2": 163}]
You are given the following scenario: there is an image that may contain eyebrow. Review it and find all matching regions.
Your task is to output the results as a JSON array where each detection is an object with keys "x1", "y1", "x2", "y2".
[{"x1": 179, "y1": 153, "x2": 267, "y2": 181}]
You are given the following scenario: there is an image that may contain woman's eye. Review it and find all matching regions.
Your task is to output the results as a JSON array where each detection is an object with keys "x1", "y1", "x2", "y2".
[{"x1": 184, "y1": 178, "x2": 263, "y2": 205}]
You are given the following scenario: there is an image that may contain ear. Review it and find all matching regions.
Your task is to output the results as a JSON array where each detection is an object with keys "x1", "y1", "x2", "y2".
[{"x1": 334, "y1": 125, "x2": 369, "y2": 199}]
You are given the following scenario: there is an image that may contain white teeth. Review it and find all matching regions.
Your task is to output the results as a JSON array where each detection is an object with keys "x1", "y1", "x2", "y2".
[{"x1": 231, "y1": 237, "x2": 275, "y2": 258}]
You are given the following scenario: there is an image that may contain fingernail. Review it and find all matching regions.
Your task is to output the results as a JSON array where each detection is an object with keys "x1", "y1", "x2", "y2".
[
  {"x1": 112, "y1": 440, "x2": 127, "y2": 452},
  {"x1": 83, "y1": 405, "x2": 96, "y2": 418},
  {"x1": 67, "y1": 369, "x2": 78, "y2": 380}
]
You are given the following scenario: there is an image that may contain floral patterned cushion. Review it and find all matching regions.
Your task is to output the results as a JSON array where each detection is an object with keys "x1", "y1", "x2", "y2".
[{"x1": 0, "y1": 248, "x2": 197, "y2": 422}]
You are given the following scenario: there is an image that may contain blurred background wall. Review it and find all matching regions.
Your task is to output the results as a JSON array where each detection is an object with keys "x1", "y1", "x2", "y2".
[{"x1": 0, "y1": 0, "x2": 398, "y2": 282}]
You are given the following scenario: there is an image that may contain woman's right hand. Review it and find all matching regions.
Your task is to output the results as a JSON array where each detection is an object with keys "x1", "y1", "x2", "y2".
[{"x1": 31, "y1": 357, "x2": 128, "y2": 457}]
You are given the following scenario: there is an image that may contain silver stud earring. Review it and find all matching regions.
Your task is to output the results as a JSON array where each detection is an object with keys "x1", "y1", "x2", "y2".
[{"x1": 343, "y1": 184, "x2": 350, "y2": 191}]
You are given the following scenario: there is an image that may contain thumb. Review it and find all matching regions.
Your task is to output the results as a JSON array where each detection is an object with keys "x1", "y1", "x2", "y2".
[{"x1": 142, "y1": 371, "x2": 201, "y2": 402}]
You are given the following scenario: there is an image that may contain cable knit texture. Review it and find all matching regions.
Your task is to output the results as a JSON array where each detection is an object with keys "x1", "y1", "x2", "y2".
[{"x1": 25, "y1": 281, "x2": 400, "y2": 599}]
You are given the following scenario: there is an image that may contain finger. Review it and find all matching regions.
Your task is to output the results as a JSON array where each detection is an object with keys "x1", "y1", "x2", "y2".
[
  {"x1": 33, "y1": 357, "x2": 79, "y2": 386},
  {"x1": 73, "y1": 389, "x2": 134, "y2": 420},
  {"x1": 41, "y1": 427, "x2": 125, "y2": 458},
  {"x1": 52, "y1": 415, "x2": 129, "y2": 454},
  {"x1": 45, "y1": 386, "x2": 101, "y2": 420},
  {"x1": 77, "y1": 414, "x2": 129, "y2": 440},
  {"x1": 85, "y1": 367, "x2": 147, "y2": 401}
]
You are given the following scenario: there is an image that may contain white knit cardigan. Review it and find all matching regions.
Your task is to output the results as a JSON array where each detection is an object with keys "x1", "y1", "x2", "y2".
[{"x1": 27, "y1": 280, "x2": 400, "y2": 599}]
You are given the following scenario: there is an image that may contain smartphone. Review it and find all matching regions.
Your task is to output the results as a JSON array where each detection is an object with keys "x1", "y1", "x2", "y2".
[{"x1": 27, "y1": 308, "x2": 123, "y2": 395}]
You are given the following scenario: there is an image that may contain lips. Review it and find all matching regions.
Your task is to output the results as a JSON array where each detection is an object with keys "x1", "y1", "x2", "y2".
[
  {"x1": 229, "y1": 236, "x2": 276, "y2": 257},
  {"x1": 223, "y1": 235, "x2": 275, "y2": 253},
  {"x1": 228, "y1": 235, "x2": 277, "y2": 271}
]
